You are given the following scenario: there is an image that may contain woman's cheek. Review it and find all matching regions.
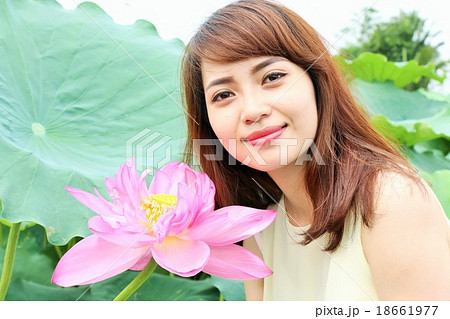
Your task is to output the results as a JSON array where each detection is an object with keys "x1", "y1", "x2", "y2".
[
  {"x1": 209, "y1": 121, "x2": 238, "y2": 158},
  {"x1": 220, "y1": 136, "x2": 240, "y2": 160}
]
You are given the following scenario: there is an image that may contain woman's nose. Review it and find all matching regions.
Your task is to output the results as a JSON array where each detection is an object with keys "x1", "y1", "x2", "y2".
[{"x1": 241, "y1": 95, "x2": 272, "y2": 125}]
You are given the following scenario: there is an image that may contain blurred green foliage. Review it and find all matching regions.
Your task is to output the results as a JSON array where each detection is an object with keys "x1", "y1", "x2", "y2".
[
  {"x1": 340, "y1": 8, "x2": 448, "y2": 91},
  {"x1": 1, "y1": 0, "x2": 449, "y2": 301}
]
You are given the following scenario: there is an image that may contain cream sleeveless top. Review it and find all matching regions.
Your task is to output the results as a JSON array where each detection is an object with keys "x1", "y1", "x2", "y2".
[
  {"x1": 256, "y1": 180, "x2": 450, "y2": 300},
  {"x1": 257, "y1": 194, "x2": 379, "y2": 301}
]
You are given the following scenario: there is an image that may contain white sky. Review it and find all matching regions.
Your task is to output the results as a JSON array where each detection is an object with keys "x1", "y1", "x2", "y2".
[{"x1": 57, "y1": 0, "x2": 450, "y2": 93}]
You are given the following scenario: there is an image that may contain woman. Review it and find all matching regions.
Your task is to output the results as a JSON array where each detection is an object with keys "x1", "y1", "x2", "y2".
[{"x1": 180, "y1": 0, "x2": 450, "y2": 300}]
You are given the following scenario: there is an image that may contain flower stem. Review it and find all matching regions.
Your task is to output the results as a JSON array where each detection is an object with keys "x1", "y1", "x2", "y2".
[
  {"x1": 0, "y1": 222, "x2": 21, "y2": 301},
  {"x1": 0, "y1": 223, "x2": 3, "y2": 247},
  {"x1": 113, "y1": 258, "x2": 157, "y2": 301},
  {"x1": 54, "y1": 245, "x2": 62, "y2": 259},
  {"x1": 43, "y1": 233, "x2": 47, "y2": 249},
  {"x1": 67, "y1": 237, "x2": 76, "y2": 250}
]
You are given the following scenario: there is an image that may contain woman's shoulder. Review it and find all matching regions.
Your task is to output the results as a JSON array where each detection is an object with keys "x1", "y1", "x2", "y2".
[
  {"x1": 362, "y1": 169, "x2": 449, "y2": 239},
  {"x1": 360, "y1": 169, "x2": 450, "y2": 299},
  {"x1": 367, "y1": 169, "x2": 448, "y2": 228}
]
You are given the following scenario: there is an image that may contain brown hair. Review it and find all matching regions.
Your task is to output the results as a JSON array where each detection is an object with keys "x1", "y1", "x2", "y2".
[{"x1": 180, "y1": 0, "x2": 424, "y2": 251}]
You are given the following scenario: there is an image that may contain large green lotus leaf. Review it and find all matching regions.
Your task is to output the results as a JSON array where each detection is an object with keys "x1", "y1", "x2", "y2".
[
  {"x1": 407, "y1": 148, "x2": 450, "y2": 173},
  {"x1": 6, "y1": 280, "x2": 87, "y2": 301},
  {"x1": 337, "y1": 52, "x2": 444, "y2": 88},
  {"x1": 370, "y1": 108, "x2": 450, "y2": 147},
  {"x1": 0, "y1": 226, "x2": 55, "y2": 287},
  {"x1": 8, "y1": 273, "x2": 220, "y2": 301},
  {"x1": 419, "y1": 170, "x2": 450, "y2": 219},
  {"x1": 419, "y1": 89, "x2": 450, "y2": 104},
  {"x1": 353, "y1": 80, "x2": 450, "y2": 146},
  {"x1": 354, "y1": 80, "x2": 449, "y2": 120},
  {"x1": 0, "y1": 218, "x2": 35, "y2": 230},
  {"x1": 210, "y1": 276, "x2": 245, "y2": 301},
  {"x1": 84, "y1": 272, "x2": 219, "y2": 301},
  {"x1": 413, "y1": 138, "x2": 450, "y2": 158},
  {"x1": 410, "y1": 138, "x2": 450, "y2": 174},
  {"x1": 2, "y1": 225, "x2": 220, "y2": 300},
  {"x1": 0, "y1": 0, "x2": 186, "y2": 244}
]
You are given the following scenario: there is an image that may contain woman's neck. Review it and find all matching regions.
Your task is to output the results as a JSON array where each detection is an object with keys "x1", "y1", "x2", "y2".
[{"x1": 267, "y1": 162, "x2": 314, "y2": 227}]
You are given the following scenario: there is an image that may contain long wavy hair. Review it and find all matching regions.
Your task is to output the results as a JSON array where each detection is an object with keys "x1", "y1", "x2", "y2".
[{"x1": 180, "y1": 0, "x2": 424, "y2": 251}]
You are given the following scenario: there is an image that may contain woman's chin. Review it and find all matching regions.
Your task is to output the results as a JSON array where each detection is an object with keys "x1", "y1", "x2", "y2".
[{"x1": 243, "y1": 157, "x2": 300, "y2": 172}]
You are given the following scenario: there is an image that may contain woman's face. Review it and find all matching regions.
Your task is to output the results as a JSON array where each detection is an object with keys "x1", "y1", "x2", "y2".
[{"x1": 201, "y1": 56, "x2": 318, "y2": 172}]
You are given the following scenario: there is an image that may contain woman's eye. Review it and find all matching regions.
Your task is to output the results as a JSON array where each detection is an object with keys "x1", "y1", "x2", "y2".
[
  {"x1": 263, "y1": 72, "x2": 286, "y2": 84},
  {"x1": 212, "y1": 91, "x2": 234, "y2": 102}
]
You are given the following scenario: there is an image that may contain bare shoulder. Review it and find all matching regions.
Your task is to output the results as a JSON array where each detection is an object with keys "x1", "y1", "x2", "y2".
[
  {"x1": 364, "y1": 170, "x2": 449, "y2": 232},
  {"x1": 361, "y1": 170, "x2": 450, "y2": 300}
]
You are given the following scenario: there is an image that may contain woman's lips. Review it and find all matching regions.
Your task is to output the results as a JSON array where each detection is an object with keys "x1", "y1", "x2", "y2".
[{"x1": 246, "y1": 125, "x2": 287, "y2": 146}]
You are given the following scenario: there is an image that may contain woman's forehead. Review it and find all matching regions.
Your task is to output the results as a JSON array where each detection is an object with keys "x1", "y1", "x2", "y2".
[
  {"x1": 201, "y1": 56, "x2": 289, "y2": 75},
  {"x1": 201, "y1": 56, "x2": 278, "y2": 90}
]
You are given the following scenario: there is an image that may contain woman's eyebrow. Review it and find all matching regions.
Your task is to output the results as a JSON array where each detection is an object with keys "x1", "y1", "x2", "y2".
[
  {"x1": 205, "y1": 57, "x2": 286, "y2": 92},
  {"x1": 205, "y1": 76, "x2": 234, "y2": 92},
  {"x1": 250, "y1": 56, "x2": 286, "y2": 74}
]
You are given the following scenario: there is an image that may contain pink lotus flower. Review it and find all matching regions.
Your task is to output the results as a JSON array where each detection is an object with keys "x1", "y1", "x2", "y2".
[{"x1": 52, "y1": 159, "x2": 276, "y2": 287}]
